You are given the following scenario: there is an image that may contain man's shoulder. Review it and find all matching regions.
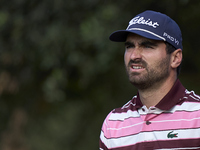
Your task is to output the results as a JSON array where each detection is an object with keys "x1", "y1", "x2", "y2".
[
  {"x1": 105, "y1": 99, "x2": 140, "y2": 122},
  {"x1": 184, "y1": 89, "x2": 200, "y2": 102},
  {"x1": 112, "y1": 96, "x2": 138, "y2": 113},
  {"x1": 172, "y1": 89, "x2": 200, "y2": 113}
]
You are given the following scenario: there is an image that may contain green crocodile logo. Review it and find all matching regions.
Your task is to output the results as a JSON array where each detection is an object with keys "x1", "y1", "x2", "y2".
[{"x1": 167, "y1": 131, "x2": 178, "y2": 138}]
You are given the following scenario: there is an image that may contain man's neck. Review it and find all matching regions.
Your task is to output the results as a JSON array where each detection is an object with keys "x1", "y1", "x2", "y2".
[{"x1": 138, "y1": 77, "x2": 177, "y2": 108}]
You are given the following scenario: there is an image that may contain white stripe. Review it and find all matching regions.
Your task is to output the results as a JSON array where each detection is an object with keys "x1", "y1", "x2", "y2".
[
  {"x1": 169, "y1": 102, "x2": 200, "y2": 112},
  {"x1": 192, "y1": 91, "x2": 200, "y2": 99},
  {"x1": 151, "y1": 116, "x2": 200, "y2": 124},
  {"x1": 187, "y1": 90, "x2": 200, "y2": 101},
  {"x1": 128, "y1": 28, "x2": 166, "y2": 41},
  {"x1": 121, "y1": 96, "x2": 137, "y2": 109},
  {"x1": 100, "y1": 128, "x2": 200, "y2": 149},
  {"x1": 189, "y1": 95, "x2": 200, "y2": 101},
  {"x1": 186, "y1": 90, "x2": 200, "y2": 99},
  {"x1": 121, "y1": 101, "x2": 136, "y2": 109},
  {"x1": 107, "y1": 121, "x2": 143, "y2": 131},
  {"x1": 109, "y1": 110, "x2": 140, "y2": 121}
]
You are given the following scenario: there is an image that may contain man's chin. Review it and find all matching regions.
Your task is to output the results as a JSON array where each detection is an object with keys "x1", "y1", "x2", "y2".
[{"x1": 129, "y1": 78, "x2": 151, "y2": 90}]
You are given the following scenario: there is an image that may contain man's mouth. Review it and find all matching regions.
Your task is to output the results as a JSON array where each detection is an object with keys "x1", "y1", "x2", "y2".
[
  {"x1": 131, "y1": 64, "x2": 145, "y2": 70},
  {"x1": 132, "y1": 66, "x2": 144, "y2": 69},
  {"x1": 128, "y1": 59, "x2": 146, "y2": 70}
]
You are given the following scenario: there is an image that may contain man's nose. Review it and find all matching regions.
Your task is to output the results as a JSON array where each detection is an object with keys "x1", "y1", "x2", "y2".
[{"x1": 129, "y1": 47, "x2": 142, "y2": 60}]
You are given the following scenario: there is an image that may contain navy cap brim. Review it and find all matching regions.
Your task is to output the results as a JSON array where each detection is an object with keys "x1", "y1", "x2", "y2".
[{"x1": 109, "y1": 30, "x2": 165, "y2": 42}]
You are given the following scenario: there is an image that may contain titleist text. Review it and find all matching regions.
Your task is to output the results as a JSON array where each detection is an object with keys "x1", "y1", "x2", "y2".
[{"x1": 127, "y1": 16, "x2": 159, "y2": 29}]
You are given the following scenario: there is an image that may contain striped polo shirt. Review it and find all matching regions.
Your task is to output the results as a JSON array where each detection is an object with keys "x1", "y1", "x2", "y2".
[{"x1": 99, "y1": 79, "x2": 200, "y2": 150}]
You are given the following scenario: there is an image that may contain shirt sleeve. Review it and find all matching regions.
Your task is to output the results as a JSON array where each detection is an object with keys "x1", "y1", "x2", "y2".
[
  {"x1": 99, "y1": 111, "x2": 113, "y2": 150},
  {"x1": 99, "y1": 137, "x2": 108, "y2": 150}
]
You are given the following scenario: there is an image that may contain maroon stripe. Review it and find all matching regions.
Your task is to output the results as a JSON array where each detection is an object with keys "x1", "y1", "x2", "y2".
[
  {"x1": 106, "y1": 138, "x2": 200, "y2": 150},
  {"x1": 99, "y1": 139, "x2": 108, "y2": 150}
]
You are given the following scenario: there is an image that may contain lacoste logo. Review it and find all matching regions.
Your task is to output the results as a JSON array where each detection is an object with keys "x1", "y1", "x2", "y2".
[{"x1": 167, "y1": 131, "x2": 178, "y2": 138}]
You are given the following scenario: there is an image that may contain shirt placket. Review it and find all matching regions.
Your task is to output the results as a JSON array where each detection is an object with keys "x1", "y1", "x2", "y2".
[{"x1": 138, "y1": 106, "x2": 163, "y2": 149}]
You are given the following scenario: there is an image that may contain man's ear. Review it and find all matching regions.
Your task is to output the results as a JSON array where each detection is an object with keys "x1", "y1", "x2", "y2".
[{"x1": 171, "y1": 49, "x2": 182, "y2": 69}]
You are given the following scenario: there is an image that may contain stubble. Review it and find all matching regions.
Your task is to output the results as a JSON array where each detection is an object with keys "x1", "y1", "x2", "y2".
[{"x1": 126, "y1": 56, "x2": 171, "y2": 90}]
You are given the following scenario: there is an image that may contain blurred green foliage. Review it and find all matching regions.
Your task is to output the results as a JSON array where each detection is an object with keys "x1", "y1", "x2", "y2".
[{"x1": 0, "y1": 0, "x2": 200, "y2": 149}]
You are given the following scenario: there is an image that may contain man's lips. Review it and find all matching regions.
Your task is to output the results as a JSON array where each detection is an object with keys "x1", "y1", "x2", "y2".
[{"x1": 128, "y1": 59, "x2": 146, "y2": 70}]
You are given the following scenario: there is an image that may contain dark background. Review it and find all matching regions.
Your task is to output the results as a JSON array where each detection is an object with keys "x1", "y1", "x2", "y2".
[{"x1": 0, "y1": 0, "x2": 200, "y2": 149}]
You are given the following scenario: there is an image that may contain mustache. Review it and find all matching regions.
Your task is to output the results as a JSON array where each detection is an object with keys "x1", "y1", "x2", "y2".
[{"x1": 128, "y1": 59, "x2": 147, "y2": 67}]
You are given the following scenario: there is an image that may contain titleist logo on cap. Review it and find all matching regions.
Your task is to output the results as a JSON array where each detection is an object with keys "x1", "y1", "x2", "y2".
[
  {"x1": 109, "y1": 10, "x2": 182, "y2": 50},
  {"x1": 127, "y1": 16, "x2": 159, "y2": 29}
]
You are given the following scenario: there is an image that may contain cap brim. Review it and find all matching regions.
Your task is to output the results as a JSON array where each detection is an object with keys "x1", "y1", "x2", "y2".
[{"x1": 109, "y1": 30, "x2": 164, "y2": 42}]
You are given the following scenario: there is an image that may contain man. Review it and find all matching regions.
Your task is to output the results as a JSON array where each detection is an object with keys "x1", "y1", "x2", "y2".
[{"x1": 99, "y1": 10, "x2": 200, "y2": 150}]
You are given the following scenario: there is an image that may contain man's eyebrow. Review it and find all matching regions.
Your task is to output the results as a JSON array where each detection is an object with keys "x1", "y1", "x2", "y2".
[
  {"x1": 125, "y1": 41, "x2": 134, "y2": 46},
  {"x1": 139, "y1": 40, "x2": 158, "y2": 47}
]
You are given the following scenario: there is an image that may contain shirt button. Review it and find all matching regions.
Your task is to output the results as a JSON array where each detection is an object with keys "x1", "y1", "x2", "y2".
[{"x1": 146, "y1": 121, "x2": 151, "y2": 125}]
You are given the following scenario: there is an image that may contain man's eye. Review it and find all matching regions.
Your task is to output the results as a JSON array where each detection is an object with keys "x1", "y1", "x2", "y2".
[{"x1": 144, "y1": 45, "x2": 153, "y2": 49}]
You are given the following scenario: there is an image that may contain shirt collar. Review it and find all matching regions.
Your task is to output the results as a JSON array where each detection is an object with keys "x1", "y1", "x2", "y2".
[{"x1": 135, "y1": 79, "x2": 186, "y2": 111}]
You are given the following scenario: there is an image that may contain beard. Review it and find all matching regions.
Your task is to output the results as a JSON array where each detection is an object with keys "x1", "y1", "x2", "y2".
[{"x1": 126, "y1": 56, "x2": 171, "y2": 90}]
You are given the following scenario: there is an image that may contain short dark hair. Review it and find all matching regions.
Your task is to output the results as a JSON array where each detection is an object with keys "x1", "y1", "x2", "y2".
[{"x1": 165, "y1": 42, "x2": 182, "y2": 76}]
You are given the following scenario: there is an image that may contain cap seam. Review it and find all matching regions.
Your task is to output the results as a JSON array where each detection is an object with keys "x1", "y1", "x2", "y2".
[{"x1": 128, "y1": 28, "x2": 166, "y2": 41}]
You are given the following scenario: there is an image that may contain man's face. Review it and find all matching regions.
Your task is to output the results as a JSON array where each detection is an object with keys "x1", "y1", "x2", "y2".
[{"x1": 124, "y1": 33, "x2": 171, "y2": 90}]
